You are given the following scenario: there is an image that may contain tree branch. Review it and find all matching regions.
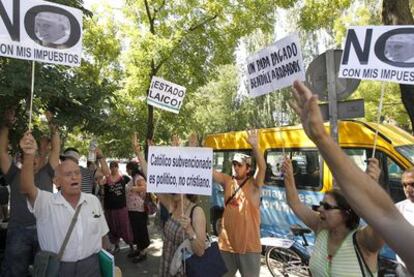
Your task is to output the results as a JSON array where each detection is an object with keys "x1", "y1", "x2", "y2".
[
  {"x1": 154, "y1": 14, "x2": 218, "y2": 72},
  {"x1": 152, "y1": 0, "x2": 166, "y2": 22},
  {"x1": 382, "y1": 0, "x2": 414, "y2": 25},
  {"x1": 144, "y1": 0, "x2": 155, "y2": 33}
]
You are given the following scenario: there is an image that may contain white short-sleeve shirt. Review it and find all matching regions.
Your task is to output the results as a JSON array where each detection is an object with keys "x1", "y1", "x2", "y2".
[
  {"x1": 28, "y1": 189, "x2": 109, "y2": 262},
  {"x1": 396, "y1": 199, "x2": 414, "y2": 267}
]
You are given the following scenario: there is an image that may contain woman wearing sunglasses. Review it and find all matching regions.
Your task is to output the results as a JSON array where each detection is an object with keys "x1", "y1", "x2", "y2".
[{"x1": 282, "y1": 157, "x2": 384, "y2": 276}]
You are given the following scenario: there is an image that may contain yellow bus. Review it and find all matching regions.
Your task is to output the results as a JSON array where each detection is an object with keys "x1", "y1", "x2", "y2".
[{"x1": 204, "y1": 119, "x2": 414, "y2": 262}]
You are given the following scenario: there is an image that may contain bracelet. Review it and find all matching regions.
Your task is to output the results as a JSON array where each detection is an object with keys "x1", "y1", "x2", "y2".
[{"x1": 97, "y1": 156, "x2": 104, "y2": 160}]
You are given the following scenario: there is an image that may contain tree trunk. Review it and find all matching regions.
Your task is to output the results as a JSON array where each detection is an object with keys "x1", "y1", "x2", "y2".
[{"x1": 382, "y1": 0, "x2": 414, "y2": 133}]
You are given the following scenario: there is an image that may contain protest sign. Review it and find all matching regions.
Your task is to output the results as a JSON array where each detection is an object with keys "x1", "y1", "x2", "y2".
[
  {"x1": 246, "y1": 33, "x2": 305, "y2": 97},
  {"x1": 339, "y1": 26, "x2": 414, "y2": 84},
  {"x1": 147, "y1": 76, "x2": 186, "y2": 114},
  {"x1": 0, "y1": 0, "x2": 82, "y2": 66},
  {"x1": 147, "y1": 146, "x2": 213, "y2": 196}
]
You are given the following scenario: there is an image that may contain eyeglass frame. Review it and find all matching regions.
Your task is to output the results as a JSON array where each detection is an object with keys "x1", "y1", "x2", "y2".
[
  {"x1": 402, "y1": 182, "x2": 414, "y2": 189},
  {"x1": 312, "y1": 201, "x2": 344, "y2": 211}
]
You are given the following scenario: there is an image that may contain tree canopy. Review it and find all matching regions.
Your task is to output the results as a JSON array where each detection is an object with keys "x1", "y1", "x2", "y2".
[{"x1": 1, "y1": 0, "x2": 413, "y2": 158}]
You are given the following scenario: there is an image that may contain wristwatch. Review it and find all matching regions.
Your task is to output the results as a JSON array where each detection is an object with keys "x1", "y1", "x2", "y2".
[{"x1": 188, "y1": 233, "x2": 197, "y2": 241}]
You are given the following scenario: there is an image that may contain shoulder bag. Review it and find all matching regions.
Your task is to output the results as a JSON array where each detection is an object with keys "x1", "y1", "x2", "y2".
[
  {"x1": 185, "y1": 205, "x2": 228, "y2": 277},
  {"x1": 225, "y1": 176, "x2": 250, "y2": 206},
  {"x1": 33, "y1": 203, "x2": 83, "y2": 277},
  {"x1": 353, "y1": 231, "x2": 374, "y2": 277}
]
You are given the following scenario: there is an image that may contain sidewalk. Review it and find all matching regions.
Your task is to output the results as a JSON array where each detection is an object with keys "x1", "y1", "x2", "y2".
[{"x1": 114, "y1": 217, "x2": 273, "y2": 276}]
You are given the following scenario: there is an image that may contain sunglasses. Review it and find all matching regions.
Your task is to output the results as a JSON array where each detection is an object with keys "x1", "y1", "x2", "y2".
[
  {"x1": 402, "y1": 182, "x2": 414, "y2": 189},
  {"x1": 312, "y1": 201, "x2": 343, "y2": 211},
  {"x1": 232, "y1": 161, "x2": 243, "y2": 167}
]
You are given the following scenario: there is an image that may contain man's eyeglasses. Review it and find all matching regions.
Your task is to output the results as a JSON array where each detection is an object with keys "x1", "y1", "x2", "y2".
[
  {"x1": 402, "y1": 182, "x2": 414, "y2": 189},
  {"x1": 312, "y1": 201, "x2": 343, "y2": 211}
]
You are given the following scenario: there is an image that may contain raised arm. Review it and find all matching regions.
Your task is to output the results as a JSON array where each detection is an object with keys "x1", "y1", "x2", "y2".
[
  {"x1": 45, "y1": 111, "x2": 60, "y2": 169},
  {"x1": 0, "y1": 109, "x2": 15, "y2": 174},
  {"x1": 132, "y1": 132, "x2": 147, "y2": 178},
  {"x1": 96, "y1": 147, "x2": 110, "y2": 177},
  {"x1": 247, "y1": 129, "x2": 265, "y2": 187},
  {"x1": 290, "y1": 80, "x2": 414, "y2": 274},
  {"x1": 19, "y1": 132, "x2": 39, "y2": 206},
  {"x1": 282, "y1": 157, "x2": 320, "y2": 232}
]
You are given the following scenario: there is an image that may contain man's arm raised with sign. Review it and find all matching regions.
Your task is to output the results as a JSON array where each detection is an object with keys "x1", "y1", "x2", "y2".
[{"x1": 290, "y1": 80, "x2": 414, "y2": 274}]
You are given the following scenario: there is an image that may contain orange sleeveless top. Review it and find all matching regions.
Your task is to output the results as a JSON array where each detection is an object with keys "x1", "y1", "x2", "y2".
[{"x1": 218, "y1": 178, "x2": 261, "y2": 253}]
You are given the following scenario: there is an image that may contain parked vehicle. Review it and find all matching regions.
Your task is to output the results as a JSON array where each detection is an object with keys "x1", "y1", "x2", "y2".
[{"x1": 205, "y1": 120, "x2": 414, "y2": 274}]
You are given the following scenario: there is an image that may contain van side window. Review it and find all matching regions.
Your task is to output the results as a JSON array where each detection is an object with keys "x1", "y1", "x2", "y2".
[
  {"x1": 344, "y1": 149, "x2": 369, "y2": 171},
  {"x1": 213, "y1": 150, "x2": 252, "y2": 176},
  {"x1": 386, "y1": 157, "x2": 405, "y2": 203},
  {"x1": 265, "y1": 150, "x2": 321, "y2": 189}
]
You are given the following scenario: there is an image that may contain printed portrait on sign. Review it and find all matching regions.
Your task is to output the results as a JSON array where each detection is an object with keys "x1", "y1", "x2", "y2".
[
  {"x1": 34, "y1": 12, "x2": 70, "y2": 45},
  {"x1": 385, "y1": 34, "x2": 414, "y2": 63}
]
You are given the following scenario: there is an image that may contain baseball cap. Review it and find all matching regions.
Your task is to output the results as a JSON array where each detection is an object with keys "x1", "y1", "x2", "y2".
[
  {"x1": 232, "y1": 153, "x2": 252, "y2": 166},
  {"x1": 60, "y1": 147, "x2": 80, "y2": 162}
]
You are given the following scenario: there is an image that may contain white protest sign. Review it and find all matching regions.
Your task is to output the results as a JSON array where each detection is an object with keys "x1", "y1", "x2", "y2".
[
  {"x1": 0, "y1": 0, "x2": 82, "y2": 67},
  {"x1": 147, "y1": 146, "x2": 213, "y2": 196},
  {"x1": 246, "y1": 33, "x2": 305, "y2": 97},
  {"x1": 147, "y1": 76, "x2": 186, "y2": 114},
  {"x1": 339, "y1": 26, "x2": 414, "y2": 84}
]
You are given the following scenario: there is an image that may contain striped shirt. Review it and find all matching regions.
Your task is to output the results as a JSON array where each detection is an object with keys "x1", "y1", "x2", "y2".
[
  {"x1": 80, "y1": 166, "x2": 95, "y2": 194},
  {"x1": 309, "y1": 229, "x2": 377, "y2": 277}
]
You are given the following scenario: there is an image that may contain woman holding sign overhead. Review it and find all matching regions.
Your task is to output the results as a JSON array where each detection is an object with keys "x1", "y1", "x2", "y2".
[{"x1": 132, "y1": 133, "x2": 207, "y2": 276}]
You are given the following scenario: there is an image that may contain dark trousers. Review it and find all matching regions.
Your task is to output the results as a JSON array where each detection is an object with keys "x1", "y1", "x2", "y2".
[
  {"x1": 59, "y1": 253, "x2": 100, "y2": 277},
  {"x1": 1, "y1": 224, "x2": 39, "y2": 277},
  {"x1": 128, "y1": 211, "x2": 150, "y2": 250}
]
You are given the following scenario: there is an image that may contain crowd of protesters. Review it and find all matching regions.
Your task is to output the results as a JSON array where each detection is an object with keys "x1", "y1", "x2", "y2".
[{"x1": 0, "y1": 79, "x2": 413, "y2": 277}]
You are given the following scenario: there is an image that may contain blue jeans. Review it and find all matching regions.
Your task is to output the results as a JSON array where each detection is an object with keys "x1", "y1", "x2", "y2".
[{"x1": 1, "y1": 224, "x2": 39, "y2": 277}]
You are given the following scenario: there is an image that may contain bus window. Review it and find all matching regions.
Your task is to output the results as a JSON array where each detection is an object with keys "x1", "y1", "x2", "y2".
[
  {"x1": 265, "y1": 150, "x2": 321, "y2": 189},
  {"x1": 386, "y1": 157, "x2": 405, "y2": 203},
  {"x1": 344, "y1": 149, "x2": 368, "y2": 171}
]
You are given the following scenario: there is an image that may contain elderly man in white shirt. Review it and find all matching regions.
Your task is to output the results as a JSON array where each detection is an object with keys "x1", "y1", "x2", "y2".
[{"x1": 19, "y1": 132, "x2": 109, "y2": 277}]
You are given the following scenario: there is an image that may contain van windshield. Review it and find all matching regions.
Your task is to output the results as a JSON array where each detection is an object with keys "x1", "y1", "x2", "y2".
[{"x1": 396, "y1": 144, "x2": 414, "y2": 164}]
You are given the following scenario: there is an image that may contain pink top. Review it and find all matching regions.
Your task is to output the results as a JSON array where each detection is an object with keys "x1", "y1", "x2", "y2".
[{"x1": 125, "y1": 175, "x2": 145, "y2": 212}]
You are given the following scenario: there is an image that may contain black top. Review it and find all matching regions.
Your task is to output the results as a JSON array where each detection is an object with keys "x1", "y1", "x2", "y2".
[{"x1": 103, "y1": 175, "x2": 129, "y2": 210}]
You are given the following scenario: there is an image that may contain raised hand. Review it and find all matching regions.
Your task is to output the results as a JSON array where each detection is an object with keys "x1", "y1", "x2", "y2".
[
  {"x1": 246, "y1": 129, "x2": 259, "y2": 148},
  {"x1": 290, "y1": 81, "x2": 327, "y2": 142},
  {"x1": 45, "y1": 110, "x2": 53, "y2": 123},
  {"x1": 147, "y1": 138, "x2": 154, "y2": 147},
  {"x1": 366, "y1": 158, "x2": 381, "y2": 182},
  {"x1": 96, "y1": 147, "x2": 104, "y2": 159},
  {"x1": 45, "y1": 111, "x2": 57, "y2": 133},
  {"x1": 38, "y1": 136, "x2": 50, "y2": 154},
  {"x1": 132, "y1": 132, "x2": 141, "y2": 153},
  {"x1": 188, "y1": 133, "x2": 198, "y2": 147},
  {"x1": 4, "y1": 108, "x2": 16, "y2": 128},
  {"x1": 20, "y1": 132, "x2": 37, "y2": 155},
  {"x1": 171, "y1": 134, "x2": 180, "y2": 147},
  {"x1": 281, "y1": 157, "x2": 294, "y2": 186}
]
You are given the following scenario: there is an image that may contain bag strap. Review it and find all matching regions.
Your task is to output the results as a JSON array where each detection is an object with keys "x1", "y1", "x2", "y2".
[
  {"x1": 225, "y1": 177, "x2": 250, "y2": 206},
  {"x1": 352, "y1": 231, "x2": 374, "y2": 277},
  {"x1": 57, "y1": 203, "x2": 83, "y2": 260},
  {"x1": 189, "y1": 205, "x2": 198, "y2": 227}
]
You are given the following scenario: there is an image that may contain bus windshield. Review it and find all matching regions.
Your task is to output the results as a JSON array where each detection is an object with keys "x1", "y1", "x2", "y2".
[{"x1": 396, "y1": 144, "x2": 414, "y2": 164}]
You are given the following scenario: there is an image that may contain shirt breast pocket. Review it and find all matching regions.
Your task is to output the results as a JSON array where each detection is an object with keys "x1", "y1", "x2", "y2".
[{"x1": 87, "y1": 216, "x2": 101, "y2": 235}]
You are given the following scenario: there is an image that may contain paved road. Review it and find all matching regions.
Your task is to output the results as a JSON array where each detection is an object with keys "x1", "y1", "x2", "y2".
[{"x1": 114, "y1": 217, "x2": 273, "y2": 277}]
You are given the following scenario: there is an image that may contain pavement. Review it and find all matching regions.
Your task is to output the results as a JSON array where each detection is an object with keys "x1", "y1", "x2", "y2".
[{"x1": 114, "y1": 216, "x2": 273, "y2": 277}]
